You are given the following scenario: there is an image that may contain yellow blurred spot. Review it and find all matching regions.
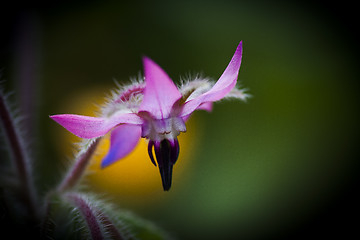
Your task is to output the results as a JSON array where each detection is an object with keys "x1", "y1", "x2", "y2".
[{"x1": 54, "y1": 87, "x2": 198, "y2": 204}]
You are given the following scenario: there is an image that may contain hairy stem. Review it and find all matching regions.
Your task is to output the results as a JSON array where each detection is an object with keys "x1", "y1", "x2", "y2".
[
  {"x1": 64, "y1": 193, "x2": 104, "y2": 240},
  {"x1": 57, "y1": 138, "x2": 101, "y2": 192},
  {"x1": 40, "y1": 192, "x2": 56, "y2": 239},
  {"x1": 0, "y1": 91, "x2": 37, "y2": 219},
  {"x1": 14, "y1": 13, "x2": 41, "y2": 140},
  {"x1": 94, "y1": 207, "x2": 125, "y2": 240}
]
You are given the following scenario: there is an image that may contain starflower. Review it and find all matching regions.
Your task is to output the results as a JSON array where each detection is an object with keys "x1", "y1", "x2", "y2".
[{"x1": 51, "y1": 41, "x2": 249, "y2": 191}]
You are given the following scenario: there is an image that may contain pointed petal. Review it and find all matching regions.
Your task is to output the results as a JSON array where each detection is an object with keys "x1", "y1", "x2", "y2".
[
  {"x1": 197, "y1": 102, "x2": 213, "y2": 112},
  {"x1": 138, "y1": 57, "x2": 182, "y2": 119},
  {"x1": 101, "y1": 124, "x2": 141, "y2": 168},
  {"x1": 180, "y1": 41, "x2": 243, "y2": 117},
  {"x1": 50, "y1": 113, "x2": 143, "y2": 138}
]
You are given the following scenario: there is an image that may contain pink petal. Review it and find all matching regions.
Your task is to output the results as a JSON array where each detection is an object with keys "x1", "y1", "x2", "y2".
[
  {"x1": 197, "y1": 102, "x2": 213, "y2": 112},
  {"x1": 138, "y1": 57, "x2": 182, "y2": 119},
  {"x1": 101, "y1": 124, "x2": 141, "y2": 168},
  {"x1": 50, "y1": 113, "x2": 143, "y2": 138},
  {"x1": 180, "y1": 41, "x2": 243, "y2": 117}
]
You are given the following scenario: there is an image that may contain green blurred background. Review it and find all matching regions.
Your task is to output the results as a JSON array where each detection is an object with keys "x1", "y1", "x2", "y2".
[{"x1": 2, "y1": 0, "x2": 359, "y2": 239}]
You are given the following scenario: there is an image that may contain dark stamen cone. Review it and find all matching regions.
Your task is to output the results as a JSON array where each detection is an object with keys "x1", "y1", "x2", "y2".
[
  {"x1": 159, "y1": 156, "x2": 173, "y2": 191},
  {"x1": 148, "y1": 138, "x2": 180, "y2": 191},
  {"x1": 147, "y1": 140, "x2": 157, "y2": 166}
]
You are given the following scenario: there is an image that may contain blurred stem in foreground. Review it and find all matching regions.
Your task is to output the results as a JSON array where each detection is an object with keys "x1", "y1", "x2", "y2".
[
  {"x1": 0, "y1": 90, "x2": 38, "y2": 220},
  {"x1": 13, "y1": 12, "x2": 42, "y2": 140},
  {"x1": 57, "y1": 138, "x2": 101, "y2": 193}
]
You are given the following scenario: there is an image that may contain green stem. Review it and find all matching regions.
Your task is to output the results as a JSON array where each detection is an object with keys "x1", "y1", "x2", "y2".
[
  {"x1": 57, "y1": 138, "x2": 101, "y2": 192},
  {"x1": 40, "y1": 192, "x2": 56, "y2": 239},
  {"x1": 0, "y1": 91, "x2": 37, "y2": 219},
  {"x1": 94, "y1": 207, "x2": 125, "y2": 240},
  {"x1": 64, "y1": 193, "x2": 104, "y2": 240}
]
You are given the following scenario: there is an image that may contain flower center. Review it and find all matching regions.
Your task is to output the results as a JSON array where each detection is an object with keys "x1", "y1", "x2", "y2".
[{"x1": 141, "y1": 116, "x2": 186, "y2": 141}]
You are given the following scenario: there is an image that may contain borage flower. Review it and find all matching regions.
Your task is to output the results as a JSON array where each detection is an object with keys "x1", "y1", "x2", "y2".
[{"x1": 51, "y1": 41, "x2": 249, "y2": 191}]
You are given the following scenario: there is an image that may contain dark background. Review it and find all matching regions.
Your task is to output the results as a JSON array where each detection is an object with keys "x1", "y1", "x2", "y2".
[{"x1": 1, "y1": 0, "x2": 359, "y2": 239}]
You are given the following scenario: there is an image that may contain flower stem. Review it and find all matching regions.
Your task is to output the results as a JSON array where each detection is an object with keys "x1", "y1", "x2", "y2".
[
  {"x1": 57, "y1": 138, "x2": 101, "y2": 192},
  {"x1": 40, "y1": 193, "x2": 55, "y2": 239},
  {"x1": 94, "y1": 207, "x2": 125, "y2": 240},
  {"x1": 0, "y1": 91, "x2": 37, "y2": 219},
  {"x1": 64, "y1": 193, "x2": 104, "y2": 240}
]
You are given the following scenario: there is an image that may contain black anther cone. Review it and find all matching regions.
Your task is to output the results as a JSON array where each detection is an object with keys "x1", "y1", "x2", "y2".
[{"x1": 148, "y1": 139, "x2": 179, "y2": 191}]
